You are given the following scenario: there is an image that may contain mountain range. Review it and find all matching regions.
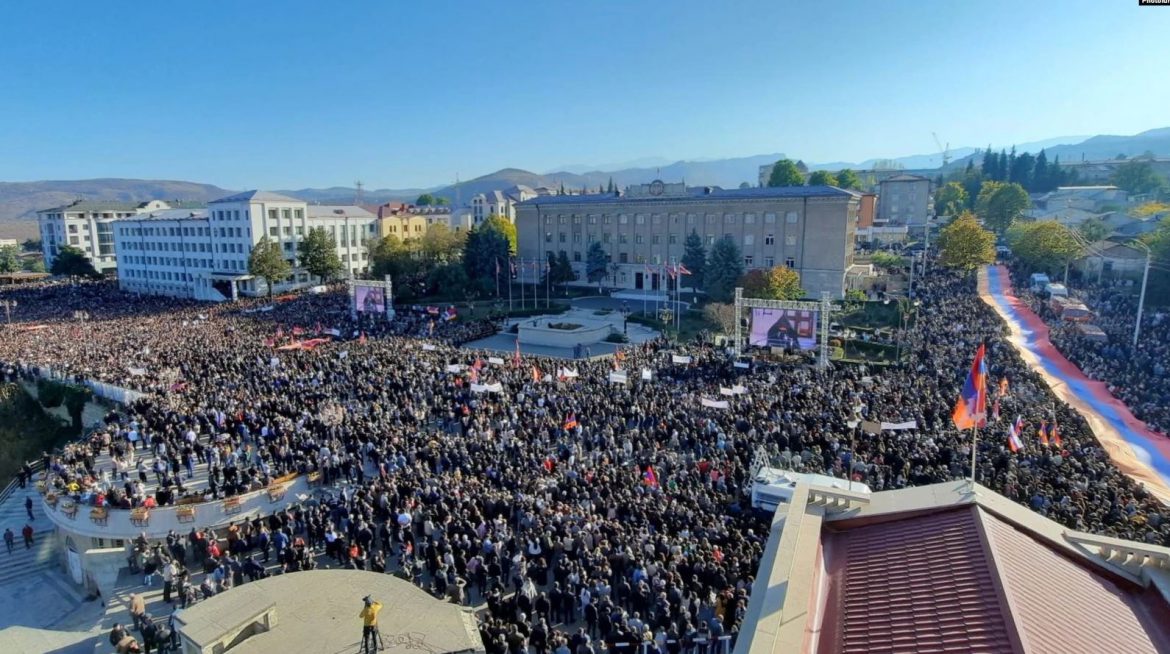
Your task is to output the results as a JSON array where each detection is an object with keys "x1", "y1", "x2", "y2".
[{"x1": 2, "y1": 127, "x2": 1168, "y2": 240}]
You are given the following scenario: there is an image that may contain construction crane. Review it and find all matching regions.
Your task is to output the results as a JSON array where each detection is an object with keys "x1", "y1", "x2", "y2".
[{"x1": 932, "y1": 132, "x2": 950, "y2": 168}]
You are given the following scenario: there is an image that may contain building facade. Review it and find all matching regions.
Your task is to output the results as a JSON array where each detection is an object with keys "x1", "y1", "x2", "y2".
[
  {"x1": 37, "y1": 199, "x2": 194, "y2": 274},
  {"x1": 876, "y1": 174, "x2": 932, "y2": 227},
  {"x1": 113, "y1": 191, "x2": 376, "y2": 301},
  {"x1": 471, "y1": 185, "x2": 539, "y2": 224},
  {"x1": 375, "y1": 203, "x2": 471, "y2": 239},
  {"x1": 515, "y1": 181, "x2": 859, "y2": 298}
]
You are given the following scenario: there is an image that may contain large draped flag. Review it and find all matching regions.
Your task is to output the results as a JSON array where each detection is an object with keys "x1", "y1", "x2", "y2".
[{"x1": 952, "y1": 344, "x2": 988, "y2": 430}]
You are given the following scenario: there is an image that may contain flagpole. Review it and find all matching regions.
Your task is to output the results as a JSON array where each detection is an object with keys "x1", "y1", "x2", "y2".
[
  {"x1": 520, "y1": 258, "x2": 525, "y2": 311},
  {"x1": 508, "y1": 259, "x2": 513, "y2": 313},
  {"x1": 969, "y1": 425, "x2": 978, "y2": 485}
]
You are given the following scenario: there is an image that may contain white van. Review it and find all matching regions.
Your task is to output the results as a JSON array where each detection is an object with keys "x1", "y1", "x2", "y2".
[
  {"x1": 1044, "y1": 282, "x2": 1069, "y2": 299},
  {"x1": 1029, "y1": 273, "x2": 1051, "y2": 292}
]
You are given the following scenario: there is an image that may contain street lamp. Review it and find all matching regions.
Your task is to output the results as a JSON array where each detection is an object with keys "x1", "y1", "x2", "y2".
[
  {"x1": 0, "y1": 299, "x2": 16, "y2": 324},
  {"x1": 1132, "y1": 239, "x2": 1151, "y2": 348},
  {"x1": 620, "y1": 301, "x2": 630, "y2": 334}
]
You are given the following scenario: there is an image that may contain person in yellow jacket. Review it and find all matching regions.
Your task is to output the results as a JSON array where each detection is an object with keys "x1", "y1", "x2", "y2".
[{"x1": 359, "y1": 596, "x2": 383, "y2": 652}]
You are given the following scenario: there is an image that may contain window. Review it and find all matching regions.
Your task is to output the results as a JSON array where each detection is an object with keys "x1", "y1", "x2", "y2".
[
  {"x1": 619, "y1": 252, "x2": 628, "y2": 263},
  {"x1": 619, "y1": 234, "x2": 628, "y2": 244},
  {"x1": 573, "y1": 252, "x2": 581, "y2": 262},
  {"x1": 765, "y1": 233, "x2": 775, "y2": 245},
  {"x1": 765, "y1": 213, "x2": 777, "y2": 224},
  {"x1": 744, "y1": 234, "x2": 754, "y2": 246},
  {"x1": 619, "y1": 214, "x2": 629, "y2": 225},
  {"x1": 283, "y1": 227, "x2": 291, "y2": 236},
  {"x1": 295, "y1": 227, "x2": 303, "y2": 236},
  {"x1": 268, "y1": 209, "x2": 278, "y2": 220},
  {"x1": 744, "y1": 255, "x2": 754, "y2": 267},
  {"x1": 573, "y1": 233, "x2": 581, "y2": 243},
  {"x1": 668, "y1": 234, "x2": 677, "y2": 245},
  {"x1": 573, "y1": 215, "x2": 582, "y2": 224},
  {"x1": 705, "y1": 214, "x2": 716, "y2": 224},
  {"x1": 635, "y1": 235, "x2": 644, "y2": 244},
  {"x1": 282, "y1": 209, "x2": 291, "y2": 220},
  {"x1": 724, "y1": 213, "x2": 735, "y2": 224},
  {"x1": 785, "y1": 235, "x2": 797, "y2": 247},
  {"x1": 603, "y1": 215, "x2": 612, "y2": 224},
  {"x1": 652, "y1": 235, "x2": 661, "y2": 245},
  {"x1": 687, "y1": 213, "x2": 697, "y2": 225},
  {"x1": 745, "y1": 213, "x2": 756, "y2": 224},
  {"x1": 545, "y1": 232, "x2": 552, "y2": 243},
  {"x1": 764, "y1": 256, "x2": 775, "y2": 267},
  {"x1": 785, "y1": 257, "x2": 796, "y2": 268},
  {"x1": 559, "y1": 233, "x2": 566, "y2": 243},
  {"x1": 652, "y1": 214, "x2": 662, "y2": 225},
  {"x1": 786, "y1": 212, "x2": 798, "y2": 224},
  {"x1": 636, "y1": 214, "x2": 645, "y2": 225},
  {"x1": 294, "y1": 209, "x2": 303, "y2": 219},
  {"x1": 559, "y1": 216, "x2": 568, "y2": 224},
  {"x1": 603, "y1": 233, "x2": 611, "y2": 243},
  {"x1": 588, "y1": 215, "x2": 597, "y2": 225}
]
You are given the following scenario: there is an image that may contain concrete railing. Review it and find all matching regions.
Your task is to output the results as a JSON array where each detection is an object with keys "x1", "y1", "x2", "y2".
[{"x1": 41, "y1": 475, "x2": 311, "y2": 540}]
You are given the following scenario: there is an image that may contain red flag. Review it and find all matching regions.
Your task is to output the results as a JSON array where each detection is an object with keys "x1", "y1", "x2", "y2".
[
  {"x1": 642, "y1": 465, "x2": 659, "y2": 487},
  {"x1": 473, "y1": 358, "x2": 484, "y2": 371},
  {"x1": 1051, "y1": 420, "x2": 1063, "y2": 448},
  {"x1": 677, "y1": 263, "x2": 692, "y2": 276},
  {"x1": 952, "y1": 344, "x2": 988, "y2": 430},
  {"x1": 563, "y1": 413, "x2": 578, "y2": 431},
  {"x1": 1037, "y1": 419, "x2": 1049, "y2": 447}
]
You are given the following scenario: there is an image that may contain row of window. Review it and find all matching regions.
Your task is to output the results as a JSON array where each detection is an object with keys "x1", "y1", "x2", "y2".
[
  {"x1": 117, "y1": 225, "x2": 248, "y2": 239},
  {"x1": 121, "y1": 240, "x2": 248, "y2": 254},
  {"x1": 543, "y1": 212, "x2": 800, "y2": 226},
  {"x1": 544, "y1": 232, "x2": 797, "y2": 247},
  {"x1": 265, "y1": 208, "x2": 303, "y2": 221},
  {"x1": 216, "y1": 209, "x2": 249, "y2": 221},
  {"x1": 540, "y1": 248, "x2": 796, "y2": 269}
]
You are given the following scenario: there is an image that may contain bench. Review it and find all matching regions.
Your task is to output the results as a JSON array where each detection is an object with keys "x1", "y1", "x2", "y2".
[
  {"x1": 176, "y1": 506, "x2": 197, "y2": 523},
  {"x1": 130, "y1": 508, "x2": 150, "y2": 527},
  {"x1": 267, "y1": 484, "x2": 287, "y2": 503},
  {"x1": 59, "y1": 499, "x2": 78, "y2": 519},
  {"x1": 90, "y1": 507, "x2": 109, "y2": 525},
  {"x1": 222, "y1": 497, "x2": 242, "y2": 514}
]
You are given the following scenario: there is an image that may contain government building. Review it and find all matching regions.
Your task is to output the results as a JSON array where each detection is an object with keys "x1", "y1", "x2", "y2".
[{"x1": 514, "y1": 181, "x2": 860, "y2": 298}]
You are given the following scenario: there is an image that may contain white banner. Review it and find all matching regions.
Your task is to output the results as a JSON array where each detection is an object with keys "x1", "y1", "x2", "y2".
[
  {"x1": 127, "y1": 366, "x2": 147, "y2": 376},
  {"x1": 488, "y1": 356, "x2": 505, "y2": 366},
  {"x1": 558, "y1": 368, "x2": 579, "y2": 379},
  {"x1": 338, "y1": 351, "x2": 348, "y2": 360},
  {"x1": 641, "y1": 368, "x2": 653, "y2": 381},
  {"x1": 446, "y1": 364, "x2": 465, "y2": 373},
  {"x1": 672, "y1": 355, "x2": 692, "y2": 364},
  {"x1": 471, "y1": 382, "x2": 503, "y2": 394},
  {"x1": 421, "y1": 343, "x2": 436, "y2": 351},
  {"x1": 881, "y1": 420, "x2": 918, "y2": 431},
  {"x1": 269, "y1": 357, "x2": 280, "y2": 368},
  {"x1": 327, "y1": 328, "x2": 342, "y2": 337},
  {"x1": 609, "y1": 371, "x2": 628, "y2": 384},
  {"x1": 733, "y1": 361, "x2": 750, "y2": 369},
  {"x1": 719, "y1": 387, "x2": 734, "y2": 396},
  {"x1": 701, "y1": 398, "x2": 730, "y2": 409},
  {"x1": 719, "y1": 385, "x2": 749, "y2": 396}
]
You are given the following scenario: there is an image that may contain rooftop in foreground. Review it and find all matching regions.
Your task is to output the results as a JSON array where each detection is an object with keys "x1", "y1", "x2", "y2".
[
  {"x1": 173, "y1": 569, "x2": 483, "y2": 654},
  {"x1": 737, "y1": 479, "x2": 1170, "y2": 654}
]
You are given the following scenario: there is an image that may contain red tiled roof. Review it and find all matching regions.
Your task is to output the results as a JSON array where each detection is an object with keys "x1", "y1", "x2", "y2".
[
  {"x1": 819, "y1": 507, "x2": 1017, "y2": 654},
  {"x1": 983, "y1": 509, "x2": 1170, "y2": 654}
]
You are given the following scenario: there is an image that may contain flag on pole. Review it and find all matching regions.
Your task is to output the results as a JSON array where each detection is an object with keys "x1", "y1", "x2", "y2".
[
  {"x1": 952, "y1": 344, "x2": 988, "y2": 430},
  {"x1": 1051, "y1": 419, "x2": 1063, "y2": 448},
  {"x1": 666, "y1": 264, "x2": 677, "y2": 280},
  {"x1": 677, "y1": 263, "x2": 692, "y2": 276},
  {"x1": 563, "y1": 413, "x2": 578, "y2": 431},
  {"x1": 1007, "y1": 416, "x2": 1024, "y2": 453},
  {"x1": 513, "y1": 340, "x2": 521, "y2": 367},
  {"x1": 1037, "y1": 419, "x2": 1049, "y2": 447}
]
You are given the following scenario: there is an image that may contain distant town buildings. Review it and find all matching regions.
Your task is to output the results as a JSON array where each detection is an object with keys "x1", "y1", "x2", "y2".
[
  {"x1": 1031, "y1": 185, "x2": 1129, "y2": 214},
  {"x1": 1059, "y1": 157, "x2": 1170, "y2": 185},
  {"x1": 37, "y1": 199, "x2": 200, "y2": 274},
  {"x1": 373, "y1": 202, "x2": 471, "y2": 239},
  {"x1": 471, "y1": 185, "x2": 540, "y2": 224},
  {"x1": 515, "y1": 180, "x2": 860, "y2": 299},
  {"x1": 876, "y1": 173, "x2": 932, "y2": 227},
  {"x1": 113, "y1": 191, "x2": 375, "y2": 301}
]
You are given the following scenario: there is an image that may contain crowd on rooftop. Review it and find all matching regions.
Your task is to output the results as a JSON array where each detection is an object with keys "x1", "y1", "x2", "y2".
[{"x1": 1, "y1": 264, "x2": 1168, "y2": 654}]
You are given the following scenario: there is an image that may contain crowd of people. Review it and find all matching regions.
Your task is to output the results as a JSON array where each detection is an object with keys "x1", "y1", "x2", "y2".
[
  {"x1": 2, "y1": 267, "x2": 1169, "y2": 654},
  {"x1": 1018, "y1": 276, "x2": 1170, "y2": 435}
]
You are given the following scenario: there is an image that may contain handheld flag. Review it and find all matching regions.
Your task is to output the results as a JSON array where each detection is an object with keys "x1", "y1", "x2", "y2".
[
  {"x1": 532, "y1": 365, "x2": 541, "y2": 382},
  {"x1": 998, "y1": 378, "x2": 1009, "y2": 397},
  {"x1": 1051, "y1": 419, "x2": 1063, "y2": 448},
  {"x1": 563, "y1": 413, "x2": 578, "y2": 431},
  {"x1": 1037, "y1": 419, "x2": 1049, "y2": 447},
  {"x1": 1007, "y1": 416, "x2": 1024, "y2": 453},
  {"x1": 513, "y1": 340, "x2": 521, "y2": 367},
  {"x1": 642, "y1": 465, "x2": 659, "y2": 487},
  {"x1": 952, "y1": 344, "x2": 988, "y2": 430},
  {"x1": 677, "y1": 263, "x2": 692, "y2": 276}
]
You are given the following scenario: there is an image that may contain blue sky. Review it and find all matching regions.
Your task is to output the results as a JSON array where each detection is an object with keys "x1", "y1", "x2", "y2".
[{"x1": 1, "y1": 0, "x2": 1167, "y2": 190}]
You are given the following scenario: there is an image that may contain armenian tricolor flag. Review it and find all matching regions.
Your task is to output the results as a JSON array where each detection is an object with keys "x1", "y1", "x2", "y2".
[
  {"x1": 1008, "y1": 416, "x2": 1025, "y2": 453},
  {"x1": 952, "y1": 344, "x2": 989, "y2": 430}
]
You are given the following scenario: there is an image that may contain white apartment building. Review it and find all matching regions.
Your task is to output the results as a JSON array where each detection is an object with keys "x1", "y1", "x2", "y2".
[
  {"x1": 114, "y1": 191, "x2": 376, "y2": 301},
  {"x1": 38, "y1": 199, "x2": 196, "y2": 274},
  {"x1": 470, "y1": 185, "x2": 538, "y2": 225}
]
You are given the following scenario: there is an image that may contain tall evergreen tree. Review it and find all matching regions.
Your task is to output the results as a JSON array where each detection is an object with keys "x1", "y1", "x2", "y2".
[
  {"x1": 1033, "y1": 150, "x2": 1050, "y2": 192},
  {"x1": 1010, "y1": 152, "x2": 1035, "y2": 191},
  {"x1": 981, "y1": 147, "x2": 997, "y2": 180},
  {"x1": 585, "y1": 241, "x2": 608, "y2": 291},
  {"x1": 997, "y1": 150, "x2": 1009, "y2": 182},
  {"x1": 1006, "y1": 146, "x2": 1017, "y2": 182},
  {"x1": 703, "y1": 237, "x2": 744, "y2": 303},
  {"x1": 607, "y1": 177, "x2": 615, "y2": 194},
  {"x1": 297, "y1": 226, "x2": 345, "y2": 281},
  {"x1": 681, "y1": 230, "x2": 707, "y2": 301}
]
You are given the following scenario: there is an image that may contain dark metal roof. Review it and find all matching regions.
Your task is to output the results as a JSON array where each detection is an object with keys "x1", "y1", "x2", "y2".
[{"x1": 518, "y1": 185, "x2": 856, "y2": 207}]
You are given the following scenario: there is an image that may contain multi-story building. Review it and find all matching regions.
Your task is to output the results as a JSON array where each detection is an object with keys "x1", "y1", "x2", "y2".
[
  {"x1": 876, "y1": 174, "x2": 932, "y2": 228},
  {"x1": 471, "y1": 185, "x2": 539, "y2": 224},
  {"x1": 114, "y1": 191, "x2": 376, "y2": 301},
  {"x1": 374, "y1": 203, "x2": 472, "y2": 239},
  {"x1": 37, "y1": 199, "x2": 198, "y2": 274},
  {"x1": 515, "y1": 181, "x2": 860, "y2": 298}
]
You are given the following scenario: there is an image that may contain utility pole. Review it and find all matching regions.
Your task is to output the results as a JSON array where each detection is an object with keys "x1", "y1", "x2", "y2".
[{"x1": 1133, "y1": 241, "x2": 1151, "y2": 348}]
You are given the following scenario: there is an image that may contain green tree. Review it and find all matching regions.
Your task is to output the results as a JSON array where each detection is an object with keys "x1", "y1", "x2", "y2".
[
  {"x1": 870, "y1": 251, "x2": 906, "y2": 273},
  {"x1": 1111, "y1": 160, "x2": 1167, "y2": 195},
  {"x1": 420, "y1": 223, "x2": 463, "y2": 262},
  {"x1": 933, "y1": 182, "x2": 969, "y2": 220},
  {"x1": 836, "y1": 169, "x2": 862, "y2": 190},
  {"x1": 481, "y1": 214, "x2": 517, "y2": 254},
  {"x1": 370, "y1": 234, "x2": 416, "y2": 279},
  {"x1": 766, "y1": 159, "x2": 804, "y2": 187},
  {"x1": 1006, "y1": 221, "x2": 1084, "y2": 277},
  {"x1": 976, "y1": 181, "x2": 1030, "y2": 234},
  {"x1": 703, "y1": 237, "x2": 744, "y2": 302},
  {"x1": 738, "y1": 266, "x2": 805, "y2": 300},
  {"x1": 807, "y1": 170, "x2": 839, "y2": 187},
  {"x1": 555, "y1": 251, "x2": 575, "y2": 293},
  {"x1": 62, "y1": 385, "x2": 92, "y2": 433},
  {"x1": 1077, "y1": 218, "x2": 1111, "y2": 243},
  {"x1": 248, "y1": 236, "x2": 291, "y2": 300},
  {"x1": 50, "y1": 245, "x2": 99, "y2": 278},
  {"x1": 425, "y1": 262, "x2": 470, "y2": 295},
  {"x1": 462, "y1": 223, "x2": 511, "y2": 295},
  {"x1": 938, "y1": 212, "x2": 995, "y2": 271},
  {"x1": 585, "y1": 241, "x2": 608, "y2": 291},
  {"x1": 0, "y1": 246, "x2": 20, "y2": 273},
  {"x1": 297, "y1": 227, "x2": 345, "y2": 281},
  {"x1": 681, "y1": 230, "x2": 707, "y2": 300},
  {"x1": 23, "y1": 258, "x2": 45, "y2": 273},
  {"x1": 416, "y1": 193, "x2": 436, "y2": 206},
  {"x1": 607, "y1": 177, "x2": 615, "y2": 194}
]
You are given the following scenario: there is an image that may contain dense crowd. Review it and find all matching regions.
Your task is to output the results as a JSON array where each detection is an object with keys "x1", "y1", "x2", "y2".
[
  {"x1": 1021, "y1": 277, "x2": 1170, "y2": 435},
  {"x1": 2, "y1": 267, "x2": 1169, "y2": 654}
]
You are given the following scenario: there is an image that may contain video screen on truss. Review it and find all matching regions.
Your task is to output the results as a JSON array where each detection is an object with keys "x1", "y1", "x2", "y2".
[
  {"x1": 354, "y1": 285, "x2": 386, "y2": 314},
  {"x1": 749, "y1": 308, "x2": 817, "y2": 350}
]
